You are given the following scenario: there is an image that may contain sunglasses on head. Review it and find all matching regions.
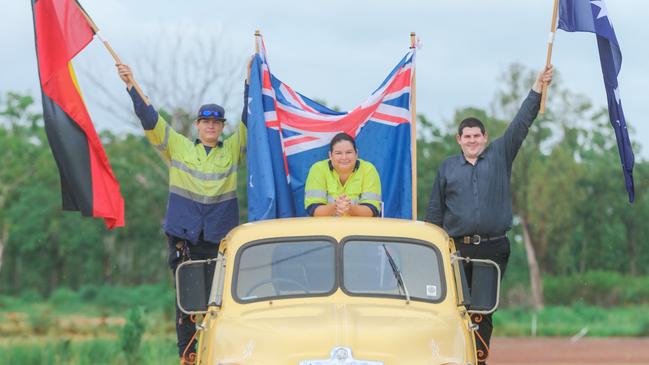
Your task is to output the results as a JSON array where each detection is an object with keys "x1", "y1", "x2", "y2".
[{"x1": 200, "y1": 110, "x2": 223, "y2": 118}]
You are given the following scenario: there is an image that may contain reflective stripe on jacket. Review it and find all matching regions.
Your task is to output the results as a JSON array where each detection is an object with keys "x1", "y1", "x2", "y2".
[
  {"x1": 145, "y1": 116, "x2": 247, "y2": 244},
  {"x1": 304, "y1": 159, "x2": 382, "y2": 216}
]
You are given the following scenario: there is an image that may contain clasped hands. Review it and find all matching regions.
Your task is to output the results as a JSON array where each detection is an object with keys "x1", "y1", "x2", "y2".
[{"x1": 334, "y1": 195, "x2": 352, "y2": 216}]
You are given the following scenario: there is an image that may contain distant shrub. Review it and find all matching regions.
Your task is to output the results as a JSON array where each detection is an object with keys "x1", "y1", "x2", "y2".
[
  {"x1": 120, "y1": 307, "x2": 146, "y2": 364},
  {"x1": 79, "y1": 285, "x2": 99, "y2": 302},
  {"x1": 0, "y1": 294, "x2": 22, "y2": 310},
  {"x1": 95, "y1": 284, "x2": 173, "y2": 312},
  {"x1": 620, "y1": 276, "x2": 649, "y2": 304},
  {"x1": 639, "y1": 318, "x2": 649, "y2": 337},
  {"x1": 20, "y1": 289, "x2": 43, "y2": 304},
  {"x1": 28, "y1": 308, "x2": 55, "y2": 335},
  {"x1": 49, "y1": 287, "x2": 79, "y2": 307}
]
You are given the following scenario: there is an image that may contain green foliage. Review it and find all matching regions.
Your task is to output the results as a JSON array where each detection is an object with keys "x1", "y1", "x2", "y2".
[
  {"x1": 92, "y1": 284, "x2": 174, "y2": 313},
  {"x1": 415, "y1": 113, "x2": 458, "y2": 218},
  {"x1": 79, "y1": 285, "x2": 99, "y2": 302},
  {"x1": 0, "y1": 95, "x2": 169, "y2": 295},
  {"x1": 0, "y1": 337, "x2": 178, "y2": 365},
  {"x1": 20, "y1": 289, "x2": 43, "y2": 303},
  {"x1": 119, "y1": 308, "x2": 146, "y2": 364},
  {"x1": 49, "y1": 288, "x2": 79, "y2": 307},
  {"x1": 27, "y1": 308, "x2": 55, "y2": 335},
  {"x1": 495, "y1": 305, "x2": 649, "y2": 337},
  {"x1": 544, "y1": 272, "x2": 649, "y2": 306},
  {"x1": 0, "y1": 91, "x2": 42, "y2": 128},
  {"x1": 1, "y1": 284, "x2": 173, "y2": 318}
]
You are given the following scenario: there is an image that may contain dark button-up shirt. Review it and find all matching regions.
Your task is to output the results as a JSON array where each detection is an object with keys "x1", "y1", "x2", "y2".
[{"x1": 425, "y1": 90, "x2": 541, "y2": 237}]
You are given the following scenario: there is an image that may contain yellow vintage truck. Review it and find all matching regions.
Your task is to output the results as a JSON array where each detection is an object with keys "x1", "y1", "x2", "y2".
[{"x1": 176, "y1": 217, "x2": 500, "y2": 365}]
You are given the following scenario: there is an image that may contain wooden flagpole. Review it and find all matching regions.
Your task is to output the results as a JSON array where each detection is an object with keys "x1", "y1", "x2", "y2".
[
  {"x1": 75, "y1": 2, "x2": 150, "y2": 105},
  {"x1": 540, "y1": 0, "x2": 559, "y2": 114},
  {"x1": 246, "y1": 30, "x2": 261, "y2": 82},
  {"x1": 410, "y1": 32, "x2": 418, "y2": 220},
  {"x1": 254, "y1": 30, "x2": 291, "y2": 181}
]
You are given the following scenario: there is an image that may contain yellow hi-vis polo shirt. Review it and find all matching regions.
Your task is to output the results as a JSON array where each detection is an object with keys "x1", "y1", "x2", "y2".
[
  {"x1": 304, "y1": 159, "x2": 382, "y2": 216},
  {"x1": 145, "y1": 115, "x2": 246, "y2": 244}
]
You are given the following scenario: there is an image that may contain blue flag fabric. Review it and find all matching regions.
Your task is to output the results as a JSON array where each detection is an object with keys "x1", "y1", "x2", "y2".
[
  {"x1": 558, "y1": 0, "x2": 635, "y2": 202},
  {"x1": 247, "y1": 36, "x2": 414, "y2": 220}
]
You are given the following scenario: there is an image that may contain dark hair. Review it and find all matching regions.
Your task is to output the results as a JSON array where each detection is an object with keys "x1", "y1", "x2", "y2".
[
  {"x1": 329, "y1": 132, "x2": 357, "y2": 153},
  {"x1": 458, "y1": 117, "x2": 486, "y2": 136}
]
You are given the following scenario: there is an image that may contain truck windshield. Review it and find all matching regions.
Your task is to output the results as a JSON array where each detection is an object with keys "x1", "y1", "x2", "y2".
[
  {"x1": 234, "y1": 239, "x2": 336, "y2": 302},
  {"x1": 342, "y1": 239, "x2": 444, "y2": 302}
]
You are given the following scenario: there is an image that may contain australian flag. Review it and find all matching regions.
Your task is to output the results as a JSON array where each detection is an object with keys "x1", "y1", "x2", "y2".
[
  {"x1": 247, "y1": 36, "x2": 414, "y2": 220},
  {"x1": 558, "y1": 0, "x2": 635, "y2": 202}
]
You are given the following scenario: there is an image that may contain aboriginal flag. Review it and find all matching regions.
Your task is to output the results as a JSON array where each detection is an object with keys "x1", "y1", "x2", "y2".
[{"x1": 31, "y1": 0, "x2": 124, "y2": 228}]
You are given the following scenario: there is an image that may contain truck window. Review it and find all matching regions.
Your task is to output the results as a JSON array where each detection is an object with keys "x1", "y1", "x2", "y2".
[
  {"x1": 234, "y1": 239, "x2": 336, "y2": 302},
  {"x1": 342, "y1": 239, "x2": 445, "y2": 303}
]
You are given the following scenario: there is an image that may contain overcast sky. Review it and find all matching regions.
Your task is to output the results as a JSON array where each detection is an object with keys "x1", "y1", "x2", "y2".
[{"x1": 2, "y1": 0, "x2": 648, "y2": 157}]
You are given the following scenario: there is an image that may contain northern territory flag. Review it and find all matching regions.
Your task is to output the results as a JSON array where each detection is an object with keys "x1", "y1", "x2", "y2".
[{"x1": 31, "y1": 0, "x2": 124, "y2": 228}]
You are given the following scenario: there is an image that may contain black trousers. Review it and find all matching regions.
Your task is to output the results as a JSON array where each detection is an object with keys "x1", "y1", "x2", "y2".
[
  {"x1": 168, "y1": 234, "x2": 219, "y2": 359},
  {"x1": 457, "y1": 236, "x2": 510, "y2": 365}
]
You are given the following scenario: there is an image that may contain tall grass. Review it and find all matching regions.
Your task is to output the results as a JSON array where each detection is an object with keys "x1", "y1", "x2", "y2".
[
  {"x1": 0, "y1": 283, "x2": 175, "y2": 320},
  {"x1": 495, "y1": 304, "x2": 649, "y2": 337},
  {"x1": 0, "y1": 337, "x2": 178, "y2": 365}
]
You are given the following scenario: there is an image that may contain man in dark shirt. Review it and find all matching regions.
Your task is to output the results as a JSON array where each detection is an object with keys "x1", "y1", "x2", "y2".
[{"x1": 425, "y1": 65, "x2": 553, "y2": 364}]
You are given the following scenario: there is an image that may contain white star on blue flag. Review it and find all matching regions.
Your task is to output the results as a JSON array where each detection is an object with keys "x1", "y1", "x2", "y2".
[{"x1": 558, "y1": 0, "x2": 634, "y2": 202}]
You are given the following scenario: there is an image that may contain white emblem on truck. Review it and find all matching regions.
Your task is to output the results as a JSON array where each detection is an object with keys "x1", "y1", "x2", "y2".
[{"x1": 299, "y1": 346, "x2": 383, "y2": 365}]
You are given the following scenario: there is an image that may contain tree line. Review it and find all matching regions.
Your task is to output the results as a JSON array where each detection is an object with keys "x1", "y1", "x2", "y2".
[{"x1": 1, "y1": 64, "x2": 647, "y2": 309}]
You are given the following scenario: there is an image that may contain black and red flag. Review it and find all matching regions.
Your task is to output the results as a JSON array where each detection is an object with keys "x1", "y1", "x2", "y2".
[{"x1": 31, "y1": 0, "x2": 124, "y2": 228}]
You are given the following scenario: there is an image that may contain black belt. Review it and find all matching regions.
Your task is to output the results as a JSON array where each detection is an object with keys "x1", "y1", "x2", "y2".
[{"x1": 453, "y1": 233, "x2": 507, "y2": 245}]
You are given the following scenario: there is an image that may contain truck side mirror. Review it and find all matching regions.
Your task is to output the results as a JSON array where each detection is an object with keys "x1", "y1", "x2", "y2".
[
  {"x1": 467, "y1": 259, "x2": 501, "y2": 314},
  {"x1": 176, "y1": 255, "x2": 226, "y2": 315}
]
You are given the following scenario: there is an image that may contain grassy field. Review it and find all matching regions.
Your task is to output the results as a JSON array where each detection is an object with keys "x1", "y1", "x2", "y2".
[
  {"x1": 495, "y1": 304, "x2": 649, "y2": 337},
  {"x1": 0, "y1": 285, "x2": 178, "y2": 365},
  {"x1": 1, "y1": 285, "x2": 649, "y2": 364},
  {"x1": 1, "y1": 336, "x2": 178, "y2": 365}
]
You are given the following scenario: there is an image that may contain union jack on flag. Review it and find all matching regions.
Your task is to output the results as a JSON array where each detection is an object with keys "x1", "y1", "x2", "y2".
[{"x1": 247, "y1": 35, "x2": 415, "y2": 220}]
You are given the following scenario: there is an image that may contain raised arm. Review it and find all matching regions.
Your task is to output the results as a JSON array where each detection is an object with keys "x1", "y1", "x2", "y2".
[
  {"x1": 223, "y1": 81, "x2": 250, "y2": 164},
  {"x1": 116, "y1": 63, "x2": 188, "y2": 161},
  {"x1": 225, "y1": 57, "x2": 253, "y2": 163},
  {"x1": 500, "y1": 65, "x2": 554, "y2": 163},
  {"x1": 117, "y1": 64, "x2": 158, "y2": 130}
]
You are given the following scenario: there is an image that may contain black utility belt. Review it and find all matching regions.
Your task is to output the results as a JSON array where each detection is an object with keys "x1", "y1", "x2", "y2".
[{"x1": 453, "y1": 233, "x2": 507, "y2": 245}]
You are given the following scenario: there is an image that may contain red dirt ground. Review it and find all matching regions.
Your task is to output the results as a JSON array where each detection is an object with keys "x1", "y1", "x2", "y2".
[{"x1": 489, "y1": 337, "x2": 649, "y2": 365}]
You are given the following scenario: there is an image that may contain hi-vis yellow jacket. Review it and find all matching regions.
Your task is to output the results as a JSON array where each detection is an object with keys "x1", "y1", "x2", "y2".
[
  {"x1": 304, "y1": 159, "x2": 382, "y2": 216},
  {"x1": 129, "y1": 87, "x2": 246, "y2": 244}
]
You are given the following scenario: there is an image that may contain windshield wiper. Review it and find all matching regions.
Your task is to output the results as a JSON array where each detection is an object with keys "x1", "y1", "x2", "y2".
[{"x1": 382, "y1": 244, "x2": 410, "y2": 304}]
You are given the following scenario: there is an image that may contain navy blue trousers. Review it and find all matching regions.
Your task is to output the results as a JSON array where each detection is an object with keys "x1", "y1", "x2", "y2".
[
  {"x1": 168, "y1": 234, "x2": 218, "y2": 359},
  {"x1": 458, "y1": 237, "x2": 510, "y2": 365}
]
